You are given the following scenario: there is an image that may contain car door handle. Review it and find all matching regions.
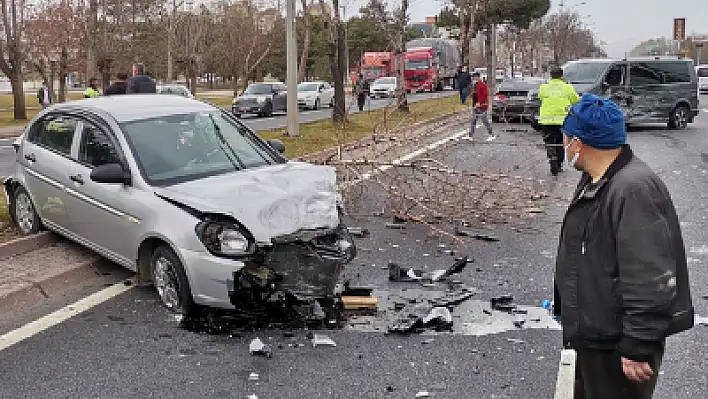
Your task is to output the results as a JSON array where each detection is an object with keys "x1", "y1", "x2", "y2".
[
  {"x1": 69, "y1": 174, "x2": 84, "y2": 184},
  {"x1": 24, "y1": 153, "x2": 36, "y2": 162}
]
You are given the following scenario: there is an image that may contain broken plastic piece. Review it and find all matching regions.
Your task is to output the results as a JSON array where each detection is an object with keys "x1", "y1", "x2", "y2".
[
  {"x1": 443, "y1": 257, "x2": 472, "y2": 279},
  {"x1": 422, "y1": 307, "x2": 453, "y2": 330},
  {"x1": 342, "y1": 284, "x2": 374, "y2": 296},
  {"x1": 415, "y1": 391, "x2": 430, "y2": 398},
  {"x1": 249, "y1": 338, "x2": 273, "y2": 358},
  {"x1": 490, "y1": 295, "x2": 516, "y2": 313},
  {"x1": 454, "y1": 227, "x2": 500, "y2": 241},
  {"x1": 388, "y1": 262, "x2": 425, "y2": 282},
  {"x1": 312, "y1": 334, "x2": 337, "y2": 347},
  {"x1": 248, "y1": 372, "x2": 259, "y2": 381},
  {"x1": 385, "y1": 222, "x2": 407, "y2": 229},
  {"x1": 347, "y1": 227, "x2": 370, "y2": 237},
  {"x1": 246, "y1": 395, "x2": 258, "y2": 399},
  {"x1": 513, "y1": 319, "x2": 525, "y2": 328}
]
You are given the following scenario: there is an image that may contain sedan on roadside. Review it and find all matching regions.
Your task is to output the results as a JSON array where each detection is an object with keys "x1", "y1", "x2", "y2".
[
  {"x1": 297, "y1": 81, "x2": 334, "y2": 110},
  {"x1": 369, "y1": 76, "x2": 397, "y2": 98},
  {"x1": 4, "y1": 95, "x2": 356, "y2": 316},
  {"x1": 232, "y1": 82, "x2": 288, "y2": 118}
]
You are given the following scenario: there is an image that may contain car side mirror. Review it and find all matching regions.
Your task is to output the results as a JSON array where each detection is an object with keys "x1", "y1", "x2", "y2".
[
  {"x1": 267, "y1": 139, "x2": 285, "y2": 154},
  {"x1": 90, "y1": 163, "x2": 131, "y2": 185}
]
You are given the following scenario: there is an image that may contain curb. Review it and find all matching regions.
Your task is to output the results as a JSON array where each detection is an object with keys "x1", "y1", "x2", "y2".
[
  {"x1": 0, "y1": 231, "x2": 59, "y2": 260},
  {"x1": 0, "y1": 255, "x2": 105, "y2": 315}
]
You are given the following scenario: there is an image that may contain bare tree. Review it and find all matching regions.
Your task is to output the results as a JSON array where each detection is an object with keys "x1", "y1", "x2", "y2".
[
  {"x1": 321, "y1": 0, "x2": 346, "y2": 124},
  {"x1": 394, "y1": 0, "x2": 408, "y2": 112},
  {"x1": 298, "y1": 0, "x2": 311, "y2": 81},
  {"x1": 0, "y1": 0, "x2": 29, "y2": 119}
]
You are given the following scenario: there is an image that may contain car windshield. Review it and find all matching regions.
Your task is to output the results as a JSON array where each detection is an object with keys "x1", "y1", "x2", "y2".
[
  {"x1": 374, "y1": 77, "x2": 395, "y2": 85},
  {"x1": 697, "y1": 67, "x2": 708, "y2": 78},
  {"x1": 562, "y1": 61, "x2": 611, "y2": 84},
  {"x1": 244, "y1": 84, "x2": 273, "y2": 95},
  {"x1": 158, "y1": 86, "x2": 188, "y2": 96},
  {"x1": 121, "y1": 111, "x2": 280, "y2": 186},
  {"x1": 406, "y1": 59, "x2": 430, "y2": 70},
  {"x1": 297, "y1": 83, "x2": 319, "y2": 92}
]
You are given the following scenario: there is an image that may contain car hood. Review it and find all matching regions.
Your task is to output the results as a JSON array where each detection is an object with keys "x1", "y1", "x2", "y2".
[
  {"x1": 371, "y1": 84, "x2": 395, "y2": 90},
  {"x1": 297, "y1": 92, "x2": 318, "y2": 99},
  {"x1": 154, "y1": 162, "x2": 340, "y2": 242},
  {"x1": 237, "y1": 94, "x2": 270, "y2": 101}
]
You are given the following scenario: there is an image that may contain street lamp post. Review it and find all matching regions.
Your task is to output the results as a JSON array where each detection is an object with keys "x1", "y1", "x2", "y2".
[{"x1": 285, "y1": 0, "x2": 299, "y2": 136}]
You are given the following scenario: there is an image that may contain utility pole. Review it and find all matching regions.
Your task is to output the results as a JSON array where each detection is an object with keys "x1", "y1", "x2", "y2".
[
  {"x1": 488, "y1": 23, "x2": 497, "y2": 117},
  {"x1": 285, "y1": 0, "x2": 299, "y2": 136}
]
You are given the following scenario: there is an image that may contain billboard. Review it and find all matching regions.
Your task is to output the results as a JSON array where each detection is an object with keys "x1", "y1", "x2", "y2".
[{"x1": 674, "y1": 18, "x2": 686, "y2": 41}]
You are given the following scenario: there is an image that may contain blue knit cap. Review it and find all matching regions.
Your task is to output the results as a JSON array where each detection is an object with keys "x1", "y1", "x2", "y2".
[{"x1": 561, "y1": 93, "x2": 626, "y2": 149}]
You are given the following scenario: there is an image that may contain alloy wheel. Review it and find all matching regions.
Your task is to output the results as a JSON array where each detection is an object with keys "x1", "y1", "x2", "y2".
[
  {"x1": 15, "y1": 192, "x2": 36, "y2": 234},
  {"x1": 153, "y1": 256, "x2": 182, "y2": 312}
]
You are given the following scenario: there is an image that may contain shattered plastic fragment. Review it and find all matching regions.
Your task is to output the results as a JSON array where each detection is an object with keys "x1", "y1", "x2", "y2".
[
  {"x1": 246, "y1": 395, "x2": 258, "y2": 399},
  {"x1": 249, "y1": 338, "x2": 273, "y2": 358},
  {"x1": 415, "y1": 391, "x2": 430, "y2": 398},
  {"x1": 248, "y1": 372, "x2": 259, "y2": 381},
  {"x1": 347, "y1": 227, "x2": 370, "y2": 237},
  {"x1": 422, "y1": 307, "x2": 453, "y2": 330},
  {"x1": 454, "y1": 227, "x2": 500, "y2": 242},
  {"x1": 385, "y1": 222, "x2": 407, "y2": 229},
  {"x1": 312, "y1": 334, "x2": 337, "y2": 347}
]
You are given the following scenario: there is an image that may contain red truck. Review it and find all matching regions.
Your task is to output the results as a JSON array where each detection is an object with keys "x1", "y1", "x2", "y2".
[
  {"x1": 404, "y1": 47, "x2": 438, "y2": 93},
  {"x1": 353, "y1": 51, "x2": 397, "y2": 85}
]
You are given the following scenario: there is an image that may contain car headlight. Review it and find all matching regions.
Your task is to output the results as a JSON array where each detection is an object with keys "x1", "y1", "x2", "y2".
[{"x1": 195, "y1": 218, "x2": 255, "y2": 257}]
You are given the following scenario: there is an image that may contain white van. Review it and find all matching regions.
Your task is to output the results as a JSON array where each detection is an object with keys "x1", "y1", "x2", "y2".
[{"x1": 697, "y1": 65, "x2": 708, "y2": 93}]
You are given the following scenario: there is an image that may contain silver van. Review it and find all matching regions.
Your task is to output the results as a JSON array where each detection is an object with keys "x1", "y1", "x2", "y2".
[{"x1": 562, "y1": 57, "x2": 700, "y2": 129}]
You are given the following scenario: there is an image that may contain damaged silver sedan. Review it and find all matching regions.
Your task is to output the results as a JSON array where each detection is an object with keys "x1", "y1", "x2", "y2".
[{"x1": 3, "y1": 95, "x2": 356, "y2": 316}]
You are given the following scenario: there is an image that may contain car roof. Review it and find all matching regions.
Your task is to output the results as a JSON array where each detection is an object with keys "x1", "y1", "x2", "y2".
[
  {"x1": 571, "y1": 57, "x2": 692, "y2": 63},
  {"x1": 51, "y1": 94, "x2": 216, "y2": 123}
]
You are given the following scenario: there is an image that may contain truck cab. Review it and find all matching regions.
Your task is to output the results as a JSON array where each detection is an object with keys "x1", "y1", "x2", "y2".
[{"x1": 404, "y1": 47, "x2": 438, "y2": 93}]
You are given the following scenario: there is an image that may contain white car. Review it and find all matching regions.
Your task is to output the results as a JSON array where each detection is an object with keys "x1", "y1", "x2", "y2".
[
  {"x1": 297, "y1": 81, "x2": 334, "y2": 110},
  {"x1": 369, "y1": 77, "x2": 397, "y2": 98},
  {"x1": 697, "y1": 65, "x2": 708, "y2": 94}
]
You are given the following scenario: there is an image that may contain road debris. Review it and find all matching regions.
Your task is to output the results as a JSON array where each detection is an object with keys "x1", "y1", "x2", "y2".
[
  {"x1": 422, "y1": 307, "x2": 453, "y2": 331},
  {"x1": 385, "y1": 222, "x2": 407, "y2": 229},
  {"x1": 454, "y1": 227, "x2": 500, "y2": 242},
  {"x1": 312, "y1": 334, "x2": 337, "y2": 347},
  {"x1": 347, "y1": 227, "x2": 371, "y2": 237},
  {"x1": 249, "y1": 338, "x2": 273, "y2": 358},
  {"x1": 342, "y1": 296, "x2": 378, "y2": 310},
  {"x1": 415, "y1": 391, "x2": 430, "y2": 397},
  {"x1": 490, "y1": 295, "x2": 516, "y2": 313},
  {"x1": 248, "y1": 372, "x2": 259, "y2": 381}
]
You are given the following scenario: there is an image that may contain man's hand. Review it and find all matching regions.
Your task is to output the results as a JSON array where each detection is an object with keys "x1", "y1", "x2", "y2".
[{"x1": 621, "y1": 357, "x2": 654, "y2": 383}]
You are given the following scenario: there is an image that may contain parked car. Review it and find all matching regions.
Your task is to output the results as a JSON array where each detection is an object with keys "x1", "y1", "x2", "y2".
[
  {"x1": 297, "y1": 81, "x2": 334, "y2": 110},
  {"x1": 370, "y1": 76, "x2": 397, "y2": 98},
  {"x1": 697, "y1": 65, "x2": 708, "y2": 93},
  {"x1": 492, "y1": 77, "x2": 546, "y2": 123},
  {"x1": 156, "y1": 84, "x2": 194, "y2": 98},
  {"x1": 232, "y1": 82, "x2": 288, "y2": 117},
  {"x1": 562, "y1": 57, "x2": 700, "y2": 129},
  {"x1": 3, "y1": 95, "x2": 356, "y2": 315}
]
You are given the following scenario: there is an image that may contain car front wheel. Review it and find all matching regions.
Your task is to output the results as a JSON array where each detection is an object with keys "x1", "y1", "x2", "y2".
[
  {"x1": 668, "y1": 105, "x2": 689, "y2": 130},
  {"x1": 11, "y1": 186, "x2": 42, "y2": 235},
  {"x1": 151, "y1": 245, "x2": 195, "y2": 315}
]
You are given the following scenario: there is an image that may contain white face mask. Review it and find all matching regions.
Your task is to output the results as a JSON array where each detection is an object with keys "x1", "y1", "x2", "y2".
[{"x1": 565, "y1": 139, "x2": 580, "y2": 168}]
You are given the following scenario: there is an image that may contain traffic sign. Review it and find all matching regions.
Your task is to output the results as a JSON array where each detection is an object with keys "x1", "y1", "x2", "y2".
[{"x1": 674, "y1": 18, "x2": 686, "y2": 41}]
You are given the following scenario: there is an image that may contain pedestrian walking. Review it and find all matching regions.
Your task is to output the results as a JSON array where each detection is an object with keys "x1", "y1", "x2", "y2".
[
  {"x1": 456, "y1": 66, "x2": 472, "y2": 104},
  {"x1": 37, "y1": 81, "x2": 51, "y2": 109},
  {"x1": 554, "y1": 93, "x2": 694, "y2": 399},
  {"x1": 538, "y1": 67, "x2": 580, "y2": 175},
  {"x1": 126, "y1": 63, "x2": 157, "y2": 94},
  {"x1": 104, "y1": 72, "x2": 129, "y2": 95},
  {"x1": 83, "y1": 78, "x2": 101, "y2": 98},
  {"x1": 468, "y1": 72, "x2": 495, "y2": 141},
  {"x1": 354, "y1": 73, "x2": 367, "y2": 112}
]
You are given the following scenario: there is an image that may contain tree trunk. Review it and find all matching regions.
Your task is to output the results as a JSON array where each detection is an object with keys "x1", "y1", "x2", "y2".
[
  {"x1": 298, "y1": 0, "x2": 312, "y2": 82},
  {"x1": 396, "y1": 0, "x2": 409, "y2": 112},
  {"x1": 59, "y1": 45, "x2": 68, "y2": 102},
  {"x1": 10, "y1": 69, "x2": 27, "y2": 120},
  {"x1": 86, "y1": 0, "x2": 98, "y2": 80},
  {"x1": 326, "y1": 0, "x2": 346, "y2": 125}
]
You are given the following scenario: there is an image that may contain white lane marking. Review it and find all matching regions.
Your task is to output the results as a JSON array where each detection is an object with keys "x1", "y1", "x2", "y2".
[
  {"x1": 0, "y1": 279, "x2": 135, "y2": 352},
  {"x1": 554, "y1": 349, "x2": 577, "y2": 398}
]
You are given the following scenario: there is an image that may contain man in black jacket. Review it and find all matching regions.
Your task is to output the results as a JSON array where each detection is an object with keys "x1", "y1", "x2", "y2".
[
  {"x1": 126, "y1": 63, "x2": 157, "y2": 94},
  {"x1": 105, "y1": 72, "x2": 128, "y2": 95},
  {"x1": 554, "y1": 93, "x2": 693, "y2": 399},
  {"x1": 455, "y1": 66, "x2": 472, "y2": 104}
]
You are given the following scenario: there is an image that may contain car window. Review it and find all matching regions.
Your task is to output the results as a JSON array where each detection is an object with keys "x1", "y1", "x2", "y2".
[
  {"x1": 121, "y1": 111, "x2": 280, "y2": 186},
  {"x1": 27, "y1": 115, "x2": 78, "y2": 156},
  {"x1": 630, "y1": 63, "x2": 662, "y2": 86},
  {"x1": 698, "y1": 67, "x2": 708, "y2": 78},
  {"x1": 78, "y1": 121, "x2": 121, "y2": 168},
  {"x1": 645, "y1": 61, "x2": 692, "y2": 83}
]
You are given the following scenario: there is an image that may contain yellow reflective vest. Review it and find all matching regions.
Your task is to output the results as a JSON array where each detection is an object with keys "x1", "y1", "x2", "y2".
[
  {"x1": 83, "y1": 87, "x2": 101, "y2": 98},
  {"x1": 538, "y1": 78, "x2": 580, "y2": 125}
]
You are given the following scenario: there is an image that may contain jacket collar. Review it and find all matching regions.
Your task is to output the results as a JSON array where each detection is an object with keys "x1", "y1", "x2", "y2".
[{"x1": 571, "y1": 144, "x2": 633, "y2": 202}]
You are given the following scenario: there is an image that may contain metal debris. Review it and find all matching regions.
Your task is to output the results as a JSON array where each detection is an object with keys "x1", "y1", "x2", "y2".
[
  {"x1": 249, "y1": 338, "x2": 272, "y2": 358},
  {"x1": 312, "y1": 334, "x2": 337, "y2": 347},
  {"x1": 347, "y1": 227, "x2": 370, "y2": 237}
]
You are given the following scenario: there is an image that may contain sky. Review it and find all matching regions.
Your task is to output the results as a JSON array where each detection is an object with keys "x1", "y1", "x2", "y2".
[{"x1": 341, "y1": 0, "x2": 708, "y2": 57}]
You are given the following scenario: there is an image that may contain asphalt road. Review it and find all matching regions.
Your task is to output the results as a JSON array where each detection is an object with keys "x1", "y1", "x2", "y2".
[
  {"x1": 0, "y1": 90, "x2": 455, "y2": 180},
  {"x1": 1, "y1": 97, "x2": 707, "y2": 398}
]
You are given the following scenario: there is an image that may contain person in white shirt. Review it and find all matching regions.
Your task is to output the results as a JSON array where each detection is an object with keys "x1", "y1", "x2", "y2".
[{"x1": 37, "y1": 81, "x2": 51, "y2": 109}]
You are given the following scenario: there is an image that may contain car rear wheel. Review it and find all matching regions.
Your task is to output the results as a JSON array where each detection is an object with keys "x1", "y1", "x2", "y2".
[
  {"x1": 10, "y1": 186, "x2": 42, "y2": 235},
  {"x1": 261, "y1": 102, "x2": 273, "y2": 117},
  {"x1": 313, "y1": 98, "x2": 320, "y2": 110},
  {"x1": 668, "y1": 105, "x2": 689, "y2": 130},
  {"x1": 329, "y1": 97, "x2": 334, "y2": 107},
  {"x1": 151, "y1": 245, "x2": 195, "y2": 315}
]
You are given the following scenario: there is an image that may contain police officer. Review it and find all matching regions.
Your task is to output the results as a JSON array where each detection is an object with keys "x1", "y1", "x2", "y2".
[
  {"x1": 538, "y1": 68, "x2": 580, "y2": 175},
  {"x1": 83, "y1": 78, "x2": 101, "y2": 98}
]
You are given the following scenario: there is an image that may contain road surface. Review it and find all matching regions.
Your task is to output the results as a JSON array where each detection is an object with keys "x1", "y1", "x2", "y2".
[{"x1": 0, "y1": 97, "x2": 707, "y2": 398}]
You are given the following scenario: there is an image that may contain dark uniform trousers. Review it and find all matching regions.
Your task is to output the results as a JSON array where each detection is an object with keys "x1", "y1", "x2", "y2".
[
  {"x1": 542, "y1": 124, "x2": 565, "y2": 165},
  {"x1": 574, "y1": 346, "x2": 664, "y2": 399}
]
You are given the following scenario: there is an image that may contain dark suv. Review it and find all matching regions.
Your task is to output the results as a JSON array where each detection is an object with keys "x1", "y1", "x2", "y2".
[
  {"x1": 232, "y1": 82, "x2": 288, "y2": 117},
  {"x1": 562, "y1": 57, "x2": 700, "y2": 129}
]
